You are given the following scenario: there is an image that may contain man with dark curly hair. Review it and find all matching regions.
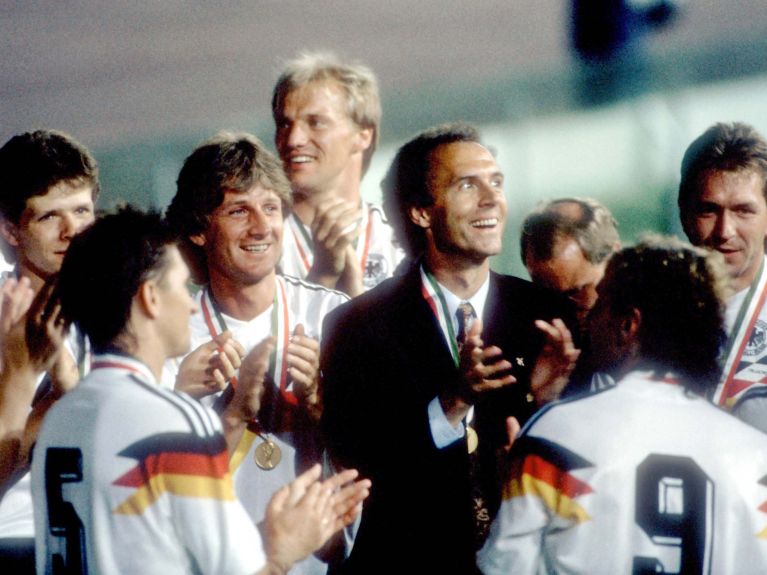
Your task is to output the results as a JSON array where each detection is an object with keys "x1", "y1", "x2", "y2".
[{"x1": 479, "y1": 236, "x2": 767, "y2": 574}]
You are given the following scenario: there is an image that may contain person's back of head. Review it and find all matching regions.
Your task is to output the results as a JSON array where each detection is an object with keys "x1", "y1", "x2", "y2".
[
  {"x1": 599, "y1": 235, "x2": 728, "y2": 395},
  {"x1": 57, "y1": 206, "x2": 176, "y2": 353}
]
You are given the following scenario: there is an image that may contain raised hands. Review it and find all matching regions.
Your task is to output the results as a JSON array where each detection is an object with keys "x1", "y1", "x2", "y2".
[
  {"x1": 306, "y1": 198, "x2": 364, "y2": 296},
  {"x1": 288, "y1": 323, "x2": 321, "y2": 421},
  {"x1": 0, "y1": 277, "x2": 73, "y2": 486},
  {"x1": 260, "y1": 464, "x2": 370, "y2": 574},
  {"x1": 440, "y1": 318, "x2": 517, "y2": 427},
  {"x1": 529, "y1": 318, "x2": 580, "y2": 406},
  {"x1": 174, "y1": 330, "x2": 245, "y2": 398},
  {"x1": 219, "y1": 336, "x2": 274, "y2": 455}
]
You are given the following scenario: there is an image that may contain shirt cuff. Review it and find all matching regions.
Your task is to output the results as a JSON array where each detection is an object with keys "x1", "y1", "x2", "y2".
[{"x1": 428, "y1": 396, "x2": 465, "y2": 448}]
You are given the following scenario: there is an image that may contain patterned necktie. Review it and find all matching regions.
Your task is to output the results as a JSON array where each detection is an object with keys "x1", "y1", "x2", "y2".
[
  {"x1": 455, "y1": 302, "x2": 476, "y2": 351},
  {"x1": 455, "y1": 302, "x2": 491, "y2": 546}
]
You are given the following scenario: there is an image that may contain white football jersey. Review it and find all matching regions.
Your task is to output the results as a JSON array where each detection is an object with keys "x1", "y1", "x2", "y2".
[
  {"x1": 163, "y1": 275, "x2": 348, "y2": 575},
  {"x1": 33, "y1": 353, "x2": 265, "y2": 575},
  {"x1": 279, "y1": 203, "x2": 405, "y2": 291},
  {"x1": 478, "y1": 370, "x2": 767, "y2": 575}
]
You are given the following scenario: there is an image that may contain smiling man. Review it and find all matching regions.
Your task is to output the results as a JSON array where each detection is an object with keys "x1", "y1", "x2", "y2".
[
  {"x1": 0, "y1": 130, "x2": 97, "y2": 571},
  {"x1": 34, "y1": 206, "x2": 369, "y2": 575},
  {"x1": 321, "y1": 123, "x2": 576, "y2": 574},
  {"x1": 272, "y1": 52, "x2": 404, "y2": 296},
  {"x1": 678, "y1": 122, "x2": 767, "y2": 429},
  {"x1": 164, "y1": 131, "x2": 349, "y2": 575}
]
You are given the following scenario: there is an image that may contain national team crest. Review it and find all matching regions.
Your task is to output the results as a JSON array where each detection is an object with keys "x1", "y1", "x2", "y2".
[
  {"x1": 745, "y1": 320, "x2": 767, "y2": 357},
  {"x1": 364, "y1": 253, "x2": 389, "y2": 288}
]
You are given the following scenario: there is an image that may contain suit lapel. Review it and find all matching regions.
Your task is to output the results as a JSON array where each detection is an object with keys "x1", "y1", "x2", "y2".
[{"x1": 389, "y1": 267, "x2": 461, "y2": 397}]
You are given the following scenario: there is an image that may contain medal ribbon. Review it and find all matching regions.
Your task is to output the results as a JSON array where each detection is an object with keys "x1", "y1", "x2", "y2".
[
  {"x1": 420, "y1": 268, "x2": 479, "y2": 454},
  {"x1": 201, "y1": 276, "x2": 295, "y2": 406},
  {"x1": 91, "y1": 353, "x2": 155, "y2": 385},
  {"x1": 420, "y1": 268, "x2": 460, "y2": 367},
  {"x1": 717, "y1": 258, "x2": 767, "y2": 406},
  {"x1": 290, "y1": 206, "x2": 373, "y2": 276}
]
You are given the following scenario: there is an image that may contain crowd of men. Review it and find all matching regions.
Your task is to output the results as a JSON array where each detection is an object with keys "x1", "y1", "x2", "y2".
[{"x1": 0, "y1": 50, "x2": 766, "y2": 574}]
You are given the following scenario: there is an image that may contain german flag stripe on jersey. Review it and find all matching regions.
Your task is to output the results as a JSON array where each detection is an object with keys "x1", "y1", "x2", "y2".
[
  {"x1": 112, "y1": 432, "x2": 235, "y2": 515},
  {"x1": 504, "y1": 436, "x2": 594, "y2": 523}
]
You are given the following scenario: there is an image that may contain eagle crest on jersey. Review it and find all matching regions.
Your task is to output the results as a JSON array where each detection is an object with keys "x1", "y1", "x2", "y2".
[
  {"x1": 112, "y1": 432, "x2": 234, "y2": 515},
  {"x1": 505, "y1": 436, "x2": 594, "y2": 525}
]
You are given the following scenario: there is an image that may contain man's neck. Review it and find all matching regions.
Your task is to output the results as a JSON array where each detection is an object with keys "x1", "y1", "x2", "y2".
[
  {"x1": 731, "y1": 255, "x2": 765, "y2": 294},
  {"x1": 424, "y1": 251, "x2": 490, "y2": 300},
  {"x1": 113, "y1": 332, "x2": 164, "y2": 383},
  {"x1": 207, "y1": 270, "x2": 276, "y2": 322}
]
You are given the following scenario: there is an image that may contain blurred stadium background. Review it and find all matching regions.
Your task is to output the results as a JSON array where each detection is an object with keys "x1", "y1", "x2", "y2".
[{"x1": 3, "y1": 0, "x2": 766, "y2": 274}]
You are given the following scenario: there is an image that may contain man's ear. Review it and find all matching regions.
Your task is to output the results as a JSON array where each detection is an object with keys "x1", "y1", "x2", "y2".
[
  {"x1": 619, "y1": 307, "x2": 642, "y2": 344},
  {"x1": 409, "y1": 205, "x2": 431, "y2": 230},
  {"x1": 352, "y1": 127, "x2": 374, "y2": 154},
  {"x1": 0, "y1": 219, "x2": 20, "y2": 248},
  {"x1": 189, "y1": 233, "x2": 206, "y2": 248},
  {"x1": 136, "y1": 280, "x2": 161, "y2": 320}
]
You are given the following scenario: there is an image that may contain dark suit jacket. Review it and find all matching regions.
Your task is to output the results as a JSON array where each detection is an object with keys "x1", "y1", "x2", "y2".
[{"x1": 321, "y1": 264, "x2": 573, "y2": 574}]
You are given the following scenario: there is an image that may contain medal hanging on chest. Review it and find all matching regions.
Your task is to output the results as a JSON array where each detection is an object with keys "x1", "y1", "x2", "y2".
[
  {"x1": 254, "y1": 435, "x2": 282, "y2": 470},
  {"x1": 202, "y1": 278, "x2": 294, "y2": 470}
]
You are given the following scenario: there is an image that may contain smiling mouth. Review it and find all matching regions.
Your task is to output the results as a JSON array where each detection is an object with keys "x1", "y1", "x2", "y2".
[
  {"x1": 288, "y1": 155, "x2": 315, "y2": 164},
  {"x1": 471, "y1": 218, "x2": 499, "y2": 228},
  {"x1": 242, "y1": 244, "x2": 269, "y2": 253}
]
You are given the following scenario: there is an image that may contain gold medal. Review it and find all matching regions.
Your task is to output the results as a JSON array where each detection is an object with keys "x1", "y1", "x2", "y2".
[
  {"x1": 254, "y1": 438, "x2": 282, "y2": 470},
  {"x1": 466, "y1": 426, "x2": 479, "y2": 454}
]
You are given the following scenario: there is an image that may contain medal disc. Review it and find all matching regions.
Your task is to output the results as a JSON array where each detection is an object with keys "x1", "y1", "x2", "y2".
[
  {"x1": 466, "y1": 426, "x2": 479, "y2": 454},
  {"x1": 254, "y1": 439, "x2": 282, "y2": 470}
]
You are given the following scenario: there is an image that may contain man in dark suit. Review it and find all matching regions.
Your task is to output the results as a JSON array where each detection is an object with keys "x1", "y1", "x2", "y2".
[{"x1": 321, "y1": 123, "x2": 578, "y2": 574}]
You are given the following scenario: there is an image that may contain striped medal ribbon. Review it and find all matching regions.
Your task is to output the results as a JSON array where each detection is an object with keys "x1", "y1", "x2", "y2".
[
  {"x1": 716, "y1": 259, "x2": 767, "y2": 407},
  {"x1": 201, "y1": 275, "x2": 295, "y2": 409},
  {"x1": 420, "y1": 268, "x2": 461, "y2": 367},
  {"x1": 420, "y1": 268, "x2": 478, "y2": 454},
  {"x1": 91, "y1": 353, "x2": 154, "y2": 385}
]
